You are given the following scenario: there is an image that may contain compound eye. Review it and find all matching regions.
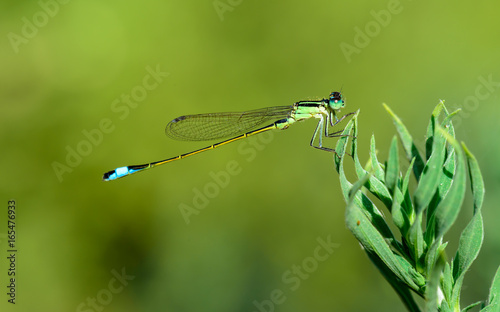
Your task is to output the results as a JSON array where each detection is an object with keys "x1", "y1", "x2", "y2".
[{"x1": 330, "y1": 92, "x2": 342, "y2": 103}]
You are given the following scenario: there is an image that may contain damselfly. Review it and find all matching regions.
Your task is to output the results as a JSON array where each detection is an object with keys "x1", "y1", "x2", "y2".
[{"x1": 103, "y1": 92, "x2": 353, "y2": 181}]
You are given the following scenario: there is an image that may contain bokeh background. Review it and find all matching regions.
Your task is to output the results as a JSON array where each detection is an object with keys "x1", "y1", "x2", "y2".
[{"x1": 1, "y1": 1, "x2": 499, "y2": 311}]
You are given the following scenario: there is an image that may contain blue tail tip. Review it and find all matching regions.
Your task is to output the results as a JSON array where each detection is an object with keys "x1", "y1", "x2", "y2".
[{"x1": 102, "y1": 166, "x2": 129, "y2": 181}]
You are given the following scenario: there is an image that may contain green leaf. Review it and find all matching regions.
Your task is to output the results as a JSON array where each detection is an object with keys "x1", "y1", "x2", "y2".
[
  {"x1": 345, "y1": 175, "x2": 425, "y2": 293},
  {"x1": 336, "y1": 116, "x2": 357, "y2": 200},
  {"x1": 362, "y1": 174, "x2": 394, "y2": 211},
  {"x1": 462, "y1": 143, "x2": 485, "y2": 214},
  {"x1": 401, "y1": 157, "x2": 416, "y2": 226},
  {"x1": 440, "y1": 300, "x2": 452, "y2": 312},
  {"x1": 425, "y1": 249, "x2": 446, "y2": 312},
  {"x1": 352, "y1": 122, "x2": 394, "y2": 213},
  {"x1": 409, "y1": 115, "x2": 446, "y2": 270},
  {"x1": 462, "y1": 301, "x2": 485, "y2": 312},
  {"x1": 370, "y1": 135, "x2": 386, "y2": 182},
  {"x1": 383, "y1": 103, "x2": 425, "y2": 181},
  {"x1": 424, "y1": 238, "x2": 447, "y2": 279},
  {"x1": 342, "y1": 173, "x2": 398, "y2": 249},
  {"x1": 483, "y1": 266, "x2": 500, "y2": 311},
  {"x1": 386, "y1": 136, "x2": 400, "y2": 193},
  {"x1": 385, "y1": 136, "x2": 409, "y2": 233},
  {"x1": 337, "y1": 126, "x2": 400, "y2": 252},
  {"x1": 451, "y1": 212, "x2": 484, "y2": 308},
  {"x1": 350, "y1": 110, "x2": 363, "y2": 175},
  {"x1": 351, "y1": 134, "x2": 393, "y2": 211},
  {"x1": 408, "y1": 214, "x2": 426, "y2": 270},
  {"x1": 333, "y1": 111, "x2": 358, "y2": 172},
  {"x1": 391, "y1": 187, "x2": 410, "y2": 235},
  {"x1": 441, "y1": 108, "x2": 461, "y2": 133},
  {"x1": 425, "y1": 100, "x2": 445, "y2": 160},
  {"x1": 481, "y1": 303, "x2": 500, "y2": 311},
  {"x1": 335, "y1": 103, "x2": 490, "y2": 312},
  {"x1": 339, "y1": 123, "x2": 419, "y2": 289},
  {"x1": 451, "y1": 214, "x2": 483, "y2": 307},
  {"x1": 414, "y1": 120, "x2": 446, "y2": 215},
  {"x1": 424, "y1": 105, "x2": 458, "y2": 245},
  {"x1": 432, "y1": 126, "x2": 466, "y2": 239},
  {"x1": 429, "y1": 108, "x2": 461, "y2": 211},
  {"x1": 425, "y1": 148, "x2": 455, "y2": 244},
  {"x1": 451, "y1": 143, "x2": 485, "y2": 309},
  {"x1": 442, "y1": 261, "x2": 453, "y2": 303}
]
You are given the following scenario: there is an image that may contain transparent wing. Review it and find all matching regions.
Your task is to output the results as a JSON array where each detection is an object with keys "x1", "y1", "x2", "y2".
[{"x1": 165, "y1": 105, "x2": 294, "y2": 141}]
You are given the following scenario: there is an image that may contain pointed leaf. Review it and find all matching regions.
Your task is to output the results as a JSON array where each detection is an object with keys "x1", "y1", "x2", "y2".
[
  {"x1": 426, "y1": 149, "x2": 455, "y2": 244},
  {"x1": 391, "y1": 187, "x2": 410, "y2": 235},
  {"x1": 338, "y1": 146, "x2": 399, "y2": 251},
  {"x1": 386, "y1": 136, "x2": 400, "y2": 193},
  {"x1": 352, "y1": 128, "x2": 393, "y2": 212},
  {"x1": 370, "y1": 135, "x2": 386, "y2": 182},
  {"x1": 383, "y1": 103, "x2": 425, "y2": 181},
  {"x1": 363, "y1": 175, "x2": 394, "y2": 211},
  {"x1": 424, "y1": 238, "x2": 447, "y2": 278},
  {"x1": 462, "y1": 143, "x2": 485, "y2": 214},
  {"x1": 425, "y1": 249, "x2": 446, "y2": 312},
  {"x1": 485, "y1": 266, "x2": 500, "y2": 310},
  {"x1": 426, "y1": 107, "x2": 460, "y2": 228},
  {"x1": 428, "y1": 108, "x2": 460, "y2": 212},
  {"x1": 333, "y1": 111, "x2": 358, "y2": 172},
  {"x1": 425, "y1": 100, "x2": 445, "y2": 160},
  {"x1": 451, "y1": 144, "x2": 485, "y2": 309},
  {"x1": 451, "y1": 212, "x2": 484, "y2": 307},
  {"x1": 442, "y1": 261, "x2": 453, "y2": 303},
  {"x1": 345, "y1": 180, "x2": 424, "y2": 292},
  {"x1": 462, "y1": 301, "x2": 485, "y2": 312},
  {"x1": 408, "y1": 214, "x2": 426, "y2": 270},
  {"x1": 440, "y1": 300, "x2": 452, "y2": 312},
  {"x1": 401, "y1": 157, "x2": 416, "y2": 226},
  {"x1": 432, "y1": 126, "x2": 466, "y2": 238},
  {"x1": 414, "y1": 122, "x2": 446, "y2": 215}
]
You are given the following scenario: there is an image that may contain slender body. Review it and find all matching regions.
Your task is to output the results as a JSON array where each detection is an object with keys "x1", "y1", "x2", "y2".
[{"x1": 103, "y1": 92, "x2": 351, "y2": 181}]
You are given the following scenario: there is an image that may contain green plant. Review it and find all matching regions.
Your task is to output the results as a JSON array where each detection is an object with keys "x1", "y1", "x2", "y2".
[{"x1": 333, "y1": 102, "x2": 500, "y2": 311}]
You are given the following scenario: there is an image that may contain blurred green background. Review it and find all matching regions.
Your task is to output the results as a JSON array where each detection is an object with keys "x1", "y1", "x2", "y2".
[{"x1": 1, "y1": 0, "x2": 499, "y2": 311}]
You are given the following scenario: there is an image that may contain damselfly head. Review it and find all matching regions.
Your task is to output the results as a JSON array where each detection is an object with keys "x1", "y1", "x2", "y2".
[{"x1": 328, "y1": 91, "x2": 345, "y2": 110}]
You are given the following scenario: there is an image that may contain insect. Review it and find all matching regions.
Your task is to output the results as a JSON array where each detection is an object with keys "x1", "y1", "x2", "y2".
[{"x1": 103, "y1": 92, "x2": 353, "y2": 181}]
